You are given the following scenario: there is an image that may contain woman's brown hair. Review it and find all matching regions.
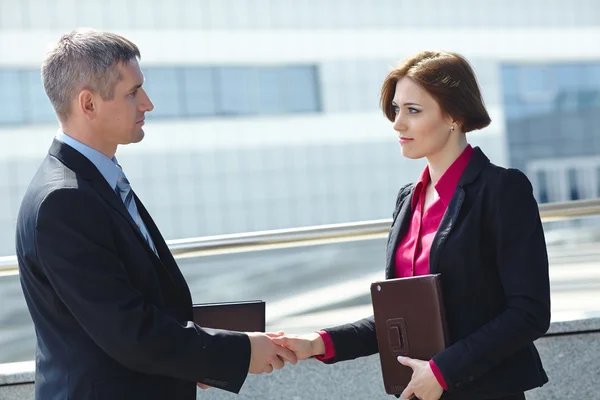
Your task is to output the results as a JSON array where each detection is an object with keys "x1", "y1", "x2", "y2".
[{"x1": 380, "y1": 51, "x2": 491, "y2": 133}]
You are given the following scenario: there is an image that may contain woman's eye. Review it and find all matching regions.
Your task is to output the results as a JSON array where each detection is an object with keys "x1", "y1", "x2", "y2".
[
  {"x1": 130, "y1": 90, "x2": 138, "y2": 97},
  {"x1": 408, "y1": 107, "x2": 420, "y2": 114},
  {"x1": 392, "y1": 105, "x2": 400, "y2": 114}
]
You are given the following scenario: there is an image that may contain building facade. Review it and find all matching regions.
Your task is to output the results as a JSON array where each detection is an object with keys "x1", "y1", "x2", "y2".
[{"x1": 1, "y1": 0, "x2": 599, "y2": 255}]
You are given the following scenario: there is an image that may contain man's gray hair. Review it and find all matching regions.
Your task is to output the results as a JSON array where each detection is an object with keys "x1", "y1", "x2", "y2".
[{"x1": 41, "y1": 29, "x2": 141, "y2": 122}]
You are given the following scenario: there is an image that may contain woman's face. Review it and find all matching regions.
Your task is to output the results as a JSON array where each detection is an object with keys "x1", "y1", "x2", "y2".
[{"x1": 391, "y1": 77, "x2": 456, "y2": 160}]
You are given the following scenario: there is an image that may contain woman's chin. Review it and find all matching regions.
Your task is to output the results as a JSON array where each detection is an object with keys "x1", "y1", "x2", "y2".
[{"x1": 400, "y1": 147, "x2": 423, "y2": 160}]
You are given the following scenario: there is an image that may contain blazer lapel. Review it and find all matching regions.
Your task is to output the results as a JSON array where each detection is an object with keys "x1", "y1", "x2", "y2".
[
  {"x1": 429, "y1": 188, "x2": 465, "y2": 274},
  {"x1": 429, "y1": 147, "x2": 490, "y2": 274},
  {"x1": 385, "y1": 192, "x2": 413, "y2": 279}
]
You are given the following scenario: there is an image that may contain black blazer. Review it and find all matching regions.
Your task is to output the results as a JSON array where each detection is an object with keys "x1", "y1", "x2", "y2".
[
  {"x1": 16, "y1": 140, "x2": 251, "y2": 400},
  {"x1": 323, "y1": 147, "x2": 550, "y2": 400}
]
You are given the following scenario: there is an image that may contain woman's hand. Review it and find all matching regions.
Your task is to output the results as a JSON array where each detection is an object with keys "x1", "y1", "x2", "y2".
[
  {"x1": 271, "y1": 332, "x2": 325, "y2": 360},
  {"x1": 397, "y1": 356, "x2": 443, "y2": 400}
]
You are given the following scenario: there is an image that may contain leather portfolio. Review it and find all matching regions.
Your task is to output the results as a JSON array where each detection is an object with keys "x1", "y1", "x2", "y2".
[
  {"x1": 193, "y1": 300, "x2": 266, "y2": 333},
  {"x1": 370, "y1": 274, "x2": 448, "y2": 395}
]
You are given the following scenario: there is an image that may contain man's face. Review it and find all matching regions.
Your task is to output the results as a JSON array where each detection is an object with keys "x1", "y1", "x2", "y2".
[{"x1": 94, "y1": 59, "x2": 154, "y2": 147}]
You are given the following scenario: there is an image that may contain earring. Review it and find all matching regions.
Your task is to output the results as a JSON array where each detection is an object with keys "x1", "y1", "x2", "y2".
[{"x1": 450, "y1": 126, "x2": 455, "y2": 132}]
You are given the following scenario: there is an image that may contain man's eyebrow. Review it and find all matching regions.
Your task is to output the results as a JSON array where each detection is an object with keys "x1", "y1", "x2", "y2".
[{"x1": 127, "y1": 83, "x2": 143, "y2": 92}]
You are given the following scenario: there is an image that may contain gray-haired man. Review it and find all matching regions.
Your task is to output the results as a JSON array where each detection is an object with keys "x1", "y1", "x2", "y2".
[{"x1": 16, "y1": 29, "x2": 296, "y2": 400}]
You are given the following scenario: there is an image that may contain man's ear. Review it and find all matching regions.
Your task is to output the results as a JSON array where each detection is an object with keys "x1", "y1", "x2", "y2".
[{"x1": 78, "y1": 89, "x2": 96, "y2": 120}]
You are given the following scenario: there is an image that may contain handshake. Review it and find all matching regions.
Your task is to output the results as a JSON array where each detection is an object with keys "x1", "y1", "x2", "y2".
[{"x1": 197, "y1": 331, "x2": 323, "y2": 390}]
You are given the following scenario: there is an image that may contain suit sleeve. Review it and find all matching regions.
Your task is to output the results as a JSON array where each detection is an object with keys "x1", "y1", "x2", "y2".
[
  {"x1": 34, "y1": 188, "x2": 251, "y2": 393},
  {"x1": 432, "y1": 169, "x2": 551, "y2": 389}
]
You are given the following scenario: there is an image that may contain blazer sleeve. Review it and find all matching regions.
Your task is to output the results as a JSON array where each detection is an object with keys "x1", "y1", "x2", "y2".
[
  {"x1": 432, "y1": 169, "x2": 551, "y2": 389},
  {"x1": 320, "y1": 316, "x2": 378, "y2": 363},
  {"x1": 319, "y1": 184, "x2": 413, "y2": 363},
  {"x1": 33, "y1": 188, "x2": 251, "y2": 393}
]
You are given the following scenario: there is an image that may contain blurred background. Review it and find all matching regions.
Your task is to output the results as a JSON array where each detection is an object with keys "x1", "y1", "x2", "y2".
[{"x1": 1, "y1": 0, "x2": 599, "y2": 365}]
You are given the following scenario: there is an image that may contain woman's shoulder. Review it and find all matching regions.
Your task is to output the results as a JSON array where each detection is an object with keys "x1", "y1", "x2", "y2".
[
  {"x1": 479, "y1": 163, "x2": 534, "y2": 195},
  {"x1": 391, "y1": 182, "x2": 414, "y2": 219},
  {"x1": 475, "y1": 163, "x2": 539, "y2": 218},
  {"x1": 395, "y1": 182, "x2": 414, "y2": 204}
]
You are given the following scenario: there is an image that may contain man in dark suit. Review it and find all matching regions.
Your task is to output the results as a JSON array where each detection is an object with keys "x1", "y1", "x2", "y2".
[{"x1": 15, "y1": 29, "x2": 296, "y2": 400}]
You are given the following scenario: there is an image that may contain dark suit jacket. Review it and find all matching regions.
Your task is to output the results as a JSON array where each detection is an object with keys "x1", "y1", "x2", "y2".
[
  {"x1": 16, "y1": 139, "x2": 251, "y2": 400},
  {"x1": 323, "y1": 147, "x2": 550, "y2": 400}
]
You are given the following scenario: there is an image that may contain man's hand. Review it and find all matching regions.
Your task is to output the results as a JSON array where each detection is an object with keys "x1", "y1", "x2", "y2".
[
  {"x1": 247, "y1": 332, "x2": 298, "y2": 374},
  {"x1": 271, "y1": 332, "x2": 325, "y2": 360},
  {"x1": 397, "y1": 356, "x2": 443, "y2": 400}
]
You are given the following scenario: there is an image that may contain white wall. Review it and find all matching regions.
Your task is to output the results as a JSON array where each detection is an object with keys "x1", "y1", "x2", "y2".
[
  {"x1": 2, "y1": 28, "x2": 600, "y2": 68},
  {"x1": 1, "y1": 0, "x2": 598, "y2": 30}
]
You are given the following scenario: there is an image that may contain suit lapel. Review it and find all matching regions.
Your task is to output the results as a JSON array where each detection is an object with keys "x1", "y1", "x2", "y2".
[
  {"x1": 135, "y1": 194, "x2": 193, "y2": 309},
  {"x1": 49, "y1": 140, "x2": 191, "y2": 308},
  {"x1": 385, "y1": 192, "x2": 413, "y2": 279},
  {"x1": 49, "y1": 139, "x2": 156, "y2": 256}
]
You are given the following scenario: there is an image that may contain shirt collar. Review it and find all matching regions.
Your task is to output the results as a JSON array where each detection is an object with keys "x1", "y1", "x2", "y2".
[
  {"x1": 411, "y1": 165, "x2": 431, "y2": 210},
  {"x1": 411, "y1": 144, "x2": 474, "y2": 210},
  {"x1": 435, "y1": 144, "x2": 474, "y2": 208},
  {"x1": 55, "y1": 131, "x2": 121, "y2": 190}
]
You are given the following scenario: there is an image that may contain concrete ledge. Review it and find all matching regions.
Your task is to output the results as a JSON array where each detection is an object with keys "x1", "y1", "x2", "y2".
[
  {"x1": 1, "y1": 318, "x2": 598, "y2": 399},
  {"x1": 545, "y1": 316, "x2": 600, "y2": 335},
  {"x1": 0, "y1": 361, "x2": 34, "y2": 386}
]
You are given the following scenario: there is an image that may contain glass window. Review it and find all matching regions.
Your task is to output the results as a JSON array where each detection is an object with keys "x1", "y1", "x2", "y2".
[
  {"x1": 143, "y1": 68, "x2": 184, "y2": 119},
  {"x1": 215, "y1": 67, "x2": 259, "y2": 116},
  {"x1": 555, "y1": 64, "x2": 583, "y2": 90},
  {"x1": 567, "y1": 168, "x2": 580, "y2": 200},
  {"x1": 582, "y1": 64, "x2": 600, "y2": 89},
  {"x1": 24, "y1": 70, "x2": 56, "y2": 123},
  {"x1": 554, "y1": 91, "x2": 579, "y2": 112},
  {"x1": 256, "y1": 67, "x2": 285, "y2": 115},
  {"x1": 536, "y1": 170, "x2": 549, "y2": 204},
  {"x1": 181, "y1": 67, "x2": 217, "y2": 117},
  {"x1": 597, "y1": 167, "x2": 600, "y2": 198},
  {"x1": 578, "y1": 90, "x2": 600, "y2": 109},
  {"x1": 0, "y1": 64, "x2": 323, "y2": 126},
  {"x1": 501, "y1": 65, "x2": 520, "y2": 99},
  {"x1": 0, "y1": 69, "x2": 26, "y2": 125},
  {"x1": 517, "y1": 65, "x2": 556, "y2": 102},
  {"x1": 282, "y1": 66, "x2": 321, "y2": 113}
]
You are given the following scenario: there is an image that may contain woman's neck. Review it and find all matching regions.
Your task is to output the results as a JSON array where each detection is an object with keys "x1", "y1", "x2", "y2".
[{"x1": 426, "y1": 135, "x2": 468, "y2": 184}]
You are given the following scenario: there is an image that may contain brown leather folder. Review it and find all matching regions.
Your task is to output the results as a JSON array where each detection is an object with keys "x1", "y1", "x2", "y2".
[
  {"x1": 193, "y1": 300, "x2": 266, "y2": 333},
  {"x1": 370, "y1": 274, "x2": 449, "y2": 395}
]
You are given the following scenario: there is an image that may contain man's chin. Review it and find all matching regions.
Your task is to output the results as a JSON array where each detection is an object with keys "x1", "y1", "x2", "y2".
[{"x1": 131, "y1": 129, "x2": 145, "y2": 143}]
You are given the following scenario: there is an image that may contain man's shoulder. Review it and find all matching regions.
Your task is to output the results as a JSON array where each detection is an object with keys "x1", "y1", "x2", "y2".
[{"x1": 21, "y1": 155, "x2": 98, "y2": 219}]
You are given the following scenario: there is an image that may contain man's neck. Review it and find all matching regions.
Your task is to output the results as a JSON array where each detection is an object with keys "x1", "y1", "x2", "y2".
[{"x1": 60, "y1": 124, "x2": 117, "y2": 159}]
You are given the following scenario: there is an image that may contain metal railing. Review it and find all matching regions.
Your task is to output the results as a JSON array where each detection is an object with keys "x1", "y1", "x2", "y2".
[{"x1": 2, "y1": 198, "x2": 600, "y2": 277}]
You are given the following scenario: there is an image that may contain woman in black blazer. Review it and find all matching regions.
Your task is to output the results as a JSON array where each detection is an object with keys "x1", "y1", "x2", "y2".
[{"x1": 274, "y1": 51, "x2": 551, "y2": 400}]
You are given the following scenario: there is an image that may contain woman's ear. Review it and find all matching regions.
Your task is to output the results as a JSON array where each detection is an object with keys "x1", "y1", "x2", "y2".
[{"x1": 443, "y1": 114, "x2": 460, "y2": 133}]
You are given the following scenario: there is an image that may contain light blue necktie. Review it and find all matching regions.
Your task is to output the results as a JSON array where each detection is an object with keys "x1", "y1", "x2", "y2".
[{"x1": 115, "y1": 168, "x2": 158, "y2": 255}]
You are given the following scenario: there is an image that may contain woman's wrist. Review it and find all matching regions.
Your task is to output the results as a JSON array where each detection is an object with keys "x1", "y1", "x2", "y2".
[{"x1": 308, "y1": 332, "x2": 325, "y2": 356}]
